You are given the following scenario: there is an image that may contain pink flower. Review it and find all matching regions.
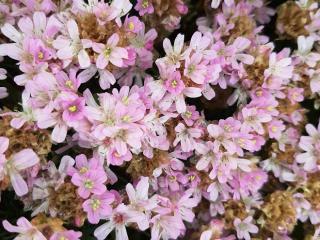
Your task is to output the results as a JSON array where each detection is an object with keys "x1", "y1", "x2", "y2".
[
  {"x1": 68, "y1": 154, "x2": 103, "y2": 176},
  {"x1": 151, "y1": 214, "x2": 185, "y2": 240},
  {"x1": 83, "y1": 191, "x2": 115, "y2": 224},
  {"x1": 207, "y1": 123, "x2": 237, "y2": 154},
  {"x1": 0, "y1": 136, "x2": 39, "y2": 196},
  {"x1": 181, "y1": 105, "x2": 200, "y2": 126},
  {"x1": 61, "y1": 95, "x2": 86, "y2": 122},
  {"x1": 50, "y1": 230, "x2": 82, "y2": 240},
  {"x1": 2, "y1": 217, "x2": 46, "y2": 240},
  {"x1": 55, "y1": 69, "x2": 81, "y2": 92},
  {"x1": 295, "y1": 36, "x2": 320, "y2": 67},
  {"x1": 93, "y1": 33, "x2": 128, "y2": 69},
  {"x1": 126, "y1": 177, "x2": 158, "y2": 211},
  {"x1": 94, "y1": 203, "x2": 148, "y2": 240},
  {"x1": 29, "y1": 38, "x2": 53, "y2": 64},
  {"x1": 124, "y1": 16, "x2": 143, "y2": 33},
  {"x1": 135, "y1": 0, "x2": 154, "y2": 16},
  {"x1": 184, "y1": 53, "x2": 207, "y2": 84},
  {"x1": 267, "y1": 120, "x2": 286, "y2": 139},
  {"x1": 296, "y1": 123, "x2": 320, "y2": 171},
  {"x1": 287, "y1": 87, "x2": 304, "y2": 104},
  {"x1": 164, "y1": 71, "x2": 185, "y2": 95},
  {"x1": 234, "y1": 216, "x2": 258, "y2": 240},
  {"x1": 53, "y1": 19, "x2": 91, "y2": 68},
  {"x1": 264, "y1": 53, "x2": 293, "y2": 79},
  {"x1": 172, "y1": 189, "x2": 200, "y2": 222},
  {"x1": 173, "y1": 123, "x2": 202, "y2": 152},
  {"x1": 162, "y1": 34, "x2": 186, "y2": 67},
  {"x1": 107, "y1": 147, "x2": 132, "y2": 166},
  {"x1": 93, "y1": 2, "x2": 117, "y2": 25},
  {"x1": 241, "y1": 107, "x2": 272, "y2": 134},
  {"x1": 37, "y1": 108, "x2": 68, "y2": 143},
  {"x1": 71, "y1": 170, "x2": 107, "y2": 199}
]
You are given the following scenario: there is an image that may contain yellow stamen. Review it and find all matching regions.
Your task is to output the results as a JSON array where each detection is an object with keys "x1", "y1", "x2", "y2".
[
  {"x1": 80, "y1": 167, "x2": 88, "y2": 174},
  {"x1": 128, "y1": 22, "x2": 135, "y2": 31},
  {"x1": 84, "y1": 180, "x2": 93, "y2": 189},
  {"x1": 169, "y1": 175, "x2": 176, "y2": 182},
  {"x1": 122, "y1": 115, "x2": 131, "y2": 122},
  {"x1": 104, "y1": 47, "x2": 112, "y2": 58},
  {"x1": 271, "y1": 126, "x2": 277, "y2": 133},
  {"x1": 68, "y1": 105, "x2": 77, "y2": 112},
  {"x1": 189, "y1": 175, "x2": 195, "y2": 181},
  {"x1": 38, "y1": 52, "x2": 44, "y2": 59},
  {"x1": 171, "y1": 80, "x2": 178, "y2": 88},
  {"x1": 65, "y1": 80, "x2": 74, "y2": 89},
  {"x1": 142, "y1": 0, "x2": 149, "y2": 8},
  {"x1": 91, "y1": 199, "x2": 101, "y2": 211},
  {"x1": 184, "y1": 111, "x2": 192, "y2": 119}
]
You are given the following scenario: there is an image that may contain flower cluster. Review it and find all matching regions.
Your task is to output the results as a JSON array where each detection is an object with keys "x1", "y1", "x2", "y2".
[{"x1": 0, "y1": 0, "x2": 320, "y2": 240}]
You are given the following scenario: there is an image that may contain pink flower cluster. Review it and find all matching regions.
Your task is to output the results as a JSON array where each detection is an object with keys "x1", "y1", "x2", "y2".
[{"x1": 0, "y1": 0, "x2": 320, "y2": 240}]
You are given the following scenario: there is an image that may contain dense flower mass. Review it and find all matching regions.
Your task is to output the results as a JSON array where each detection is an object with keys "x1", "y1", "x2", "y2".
[{"x1": 0, "y1": 0, "x2": 320, "y2": 239}]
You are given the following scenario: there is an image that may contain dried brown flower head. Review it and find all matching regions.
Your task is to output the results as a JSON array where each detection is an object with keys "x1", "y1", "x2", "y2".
[
  {"x1": 276, "y1": 1, "x2": 311, "y2": 40},
  {"x1": 223, "y1": 199, "x2": 248, "y2": 229},
  {"x1": 228, "y1": 15, "x2": 256, "y2": 44},
  {"x1": 304, "y1": 172, "x2": 320, "y2": 211},
  {"x1": 31, "y1": 214, "x2": 64, "y2": 239},
  {"x1": 48, "y1": 181, "x2": 85, "y2": 225},
  {"x1": 261, "y1": 190, "x2": 297, "y2": 234},
  {"x1": 127, "y1": 150, "x2": 170, "y2": 178},
  {"x1": 0, "y1": 115, "x2": 52, "y2": 162}
]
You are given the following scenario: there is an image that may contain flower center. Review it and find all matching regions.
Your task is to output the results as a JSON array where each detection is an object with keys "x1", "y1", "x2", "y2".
[
  {"x1": 271, "y1": 126, "x2": 277, "y2": 133},
  {"x1": 84, "y1": 180, "x2": 94, "y2": 189},
  {"x1": 38, "y1": 51, "x2": 44, "y2": 59},
  {"x1": 104, "y1": 47, "x2": 112, "y2": 58},
  {"x1": 113, "y1": 213, "x2": 125, "y2": 224},
  {"x1": 65, "y1": 80, "x2": 74, "y2": 89},
  {"x1": 188, "y1": 65, "x2": 195, "y2": 74},
  {"x1": 68, "y1": 105, "x2": 77, "y2": 112},
  {"x1": 169, "y1": 175, "x2": 176, "y2": 182},
  {"x1": 91, "y1": 199, "x2": 101, "y2": 211},
  {"x1": 142, "y1": 0, "x2": 149, "y2": 8},
  {"x1": 171, "y1": 79, "x2": 178, "y2": 88},
  {"x1": 105, "y1": 117, "x2": 115, "y2": 126},
  {"x1": 128, "y1": 22, "x2": 135, "y2": 31},
  {"x1": 189, "y1": 175, "x2": 195, "y2": 181},
  {"x1": 122, "y1": 115, "x2": 131, "y2": 122},
  {"x1": 80, "y1": 167, "x2": 88, "y2": 174},
  {"x1": 184, "y1": 111, "x2": 192, "y2": 118}
]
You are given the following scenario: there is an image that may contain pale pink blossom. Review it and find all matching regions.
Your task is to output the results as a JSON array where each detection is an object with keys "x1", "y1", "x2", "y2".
[
  {"x1": 0, "y1": 137, "x2": 39, "y2": 196},
  {"x1": 50, "y1": 230, "x2": 82, "y2": 240},
  {"x1": 264, "y1": 53, "x2": 293, "y2": 79},
  {"x1": 94, "y1": 204, "x2": 148, "y2": 240},
  {"x1": 83, "y1": 191, "x2": 115, "y2": 224},
  {"x1": 234, "y1": 216, "x2": 258, "y2": 240},
  {"x1": 3, "y1": 217, "x2": 46, "y2": 240},
  {"x1": 53, "y1": 19, "x2": 91, "y2": 68},
  {"x1": 93, "y1": 33, "x2": 128, "y2": 69},
  {"x1": 173, "y1": 123, "x2": 202, "y2": 152}
]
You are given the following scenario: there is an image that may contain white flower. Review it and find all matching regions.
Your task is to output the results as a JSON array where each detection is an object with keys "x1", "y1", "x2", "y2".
[
  {"x1": 162, "y1": 34, "x2": 186, "y2": 67},
  {"x1": 234, "y1": 216, "x2": 258, "y2": 240},
  {"x1": 53, "y1": 19, "x2": 91, "y2": 68},
  {"x1": 264, "y1": 53, "x2": 293, "y2": 79},
  {"x1": 295, "y1": 36, "x2": 320, "y2": 67}
]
